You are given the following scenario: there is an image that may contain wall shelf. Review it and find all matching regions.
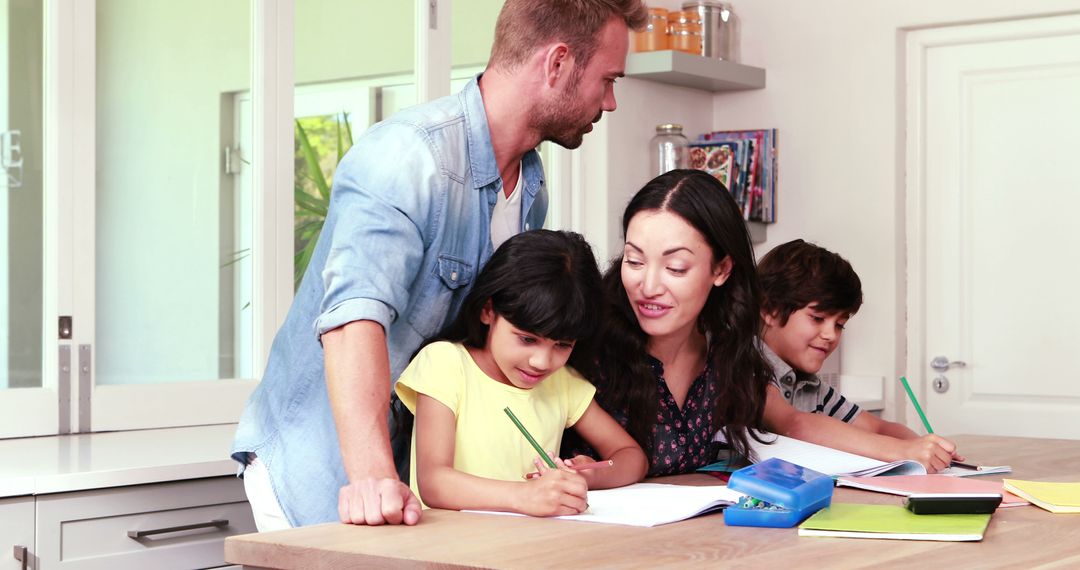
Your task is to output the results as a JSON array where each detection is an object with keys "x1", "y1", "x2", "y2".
[{"x1": 625, "y1": 50, "x2": 766, "y2": 92}]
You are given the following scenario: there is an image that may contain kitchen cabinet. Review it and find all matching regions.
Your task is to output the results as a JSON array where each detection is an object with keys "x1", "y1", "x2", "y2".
[
  {"x1": 1, "y1": 497, "x2": 34, "y2": 570},
  {"x1": 0, "y1": 425, "x2": 253, "y2": 569},
  {"x1": 35, "y1": 477, "x2": 254, "y2": 569}
]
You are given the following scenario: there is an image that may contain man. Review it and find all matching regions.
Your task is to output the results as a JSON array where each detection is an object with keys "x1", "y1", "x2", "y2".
[{"x1": 232, "y1": 0, "x2": 648, "y2": 529}]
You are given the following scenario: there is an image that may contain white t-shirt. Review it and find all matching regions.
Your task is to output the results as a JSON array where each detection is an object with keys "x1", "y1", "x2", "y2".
[{"x1": 490, "y1": 164, "x2": 523, "y2": 250}]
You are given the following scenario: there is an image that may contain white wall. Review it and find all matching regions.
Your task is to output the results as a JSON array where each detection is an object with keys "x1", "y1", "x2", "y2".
[
  {"x1": 587, "y1": 0, "x2": 1080, "y2": 421},
  {"x1": 580, "y1": 78, "x2": 715, "y2": 265},
  {"x1": 708, "y1": 0, "x2": 1080, "y2": 420}
]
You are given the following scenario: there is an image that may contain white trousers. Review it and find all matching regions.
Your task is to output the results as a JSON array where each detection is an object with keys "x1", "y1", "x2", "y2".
[{"x1": 242, "y1": 456, "x2": 292, "y2": 532}]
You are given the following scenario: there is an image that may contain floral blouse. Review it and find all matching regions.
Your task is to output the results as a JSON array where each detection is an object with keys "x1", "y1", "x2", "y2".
[
  {"x1": 563, "y1": 354, "x2": 722, "y2": 477},
  {"x1": 641, "y1": 355, "x2": 721, "y2": 475}
]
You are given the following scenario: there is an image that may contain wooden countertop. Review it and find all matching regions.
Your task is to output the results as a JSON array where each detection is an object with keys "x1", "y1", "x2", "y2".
[{"x1": 225, "y1": 434, "x2": 1080, "y2": 569}]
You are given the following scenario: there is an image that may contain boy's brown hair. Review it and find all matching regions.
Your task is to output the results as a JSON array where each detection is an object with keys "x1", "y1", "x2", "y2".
[
  {"x1": 758, "y1": 239, "x2": 863, "y2": 326},
  {"x1": 488, "y1": 0, "x2": 648, "y2": 73}
]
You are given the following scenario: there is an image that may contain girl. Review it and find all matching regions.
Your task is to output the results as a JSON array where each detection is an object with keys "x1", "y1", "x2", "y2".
[
  {"x1": 394, "y1": 230, "x2": 648, "y2": 517},
  {"x1": 564, "y1": 169, "x2": 772, "y2": 475}
]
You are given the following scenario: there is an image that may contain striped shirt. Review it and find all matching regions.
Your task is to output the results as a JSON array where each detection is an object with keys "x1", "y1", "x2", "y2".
[{"x1": 761, "y1": 343, "x2": 861, "y2": 423}]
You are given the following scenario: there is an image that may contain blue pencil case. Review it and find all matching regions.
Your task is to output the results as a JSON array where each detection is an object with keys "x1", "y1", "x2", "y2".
[{"x1": 723, "y1": 458, "x2": 834, "y2": 528}]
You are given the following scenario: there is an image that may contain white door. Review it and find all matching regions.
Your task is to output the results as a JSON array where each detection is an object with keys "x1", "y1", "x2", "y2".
[{"x1": 907, "y1": 15, "x2": 1080, "y2": 439}]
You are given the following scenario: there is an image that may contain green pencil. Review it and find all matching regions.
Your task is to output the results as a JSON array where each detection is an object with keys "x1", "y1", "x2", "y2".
[
  {"x1": 503, "y1": 406, "x2": 557, "y2": 469},
  {"x1": 899, "y1": 376, "x2": 934, "y2": 434}
]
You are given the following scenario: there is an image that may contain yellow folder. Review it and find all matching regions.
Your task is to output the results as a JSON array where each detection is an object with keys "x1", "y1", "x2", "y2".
[{"x1": 1002, "y1": 479, "x2": 1080, "y2": 514}]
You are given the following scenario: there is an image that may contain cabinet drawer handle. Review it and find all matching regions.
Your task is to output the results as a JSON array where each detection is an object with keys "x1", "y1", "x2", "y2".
[
  {"x1": 14, "y1": 545, "x2": 28, "y2": 570},
  {"x1": 127, "y1": 518, "x2": 229, "y2": 539}
]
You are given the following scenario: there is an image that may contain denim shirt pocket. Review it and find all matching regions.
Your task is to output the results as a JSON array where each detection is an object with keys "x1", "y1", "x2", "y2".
[{"x1": 406, "y1": 254, "x2": 475, "y2": 339}]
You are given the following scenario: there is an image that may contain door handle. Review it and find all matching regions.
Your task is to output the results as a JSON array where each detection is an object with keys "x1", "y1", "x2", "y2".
[
  {"x1": 14, "y1": 545, "x2": 28, "y2": 570},
  {"x1": 930, "y1": 356, "x2": 967, "y2": 372}
]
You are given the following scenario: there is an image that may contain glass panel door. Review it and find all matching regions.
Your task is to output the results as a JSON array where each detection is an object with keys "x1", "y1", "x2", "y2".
[
  {"x1": 291, "y1": 0, "x2": 416, "y2": 285},
  {"x1": 0, "y1": 0, "x2": 49, "y2": 437},
  {"x1": 88, "y1": 0, "x2": 255, "y2": 430}
]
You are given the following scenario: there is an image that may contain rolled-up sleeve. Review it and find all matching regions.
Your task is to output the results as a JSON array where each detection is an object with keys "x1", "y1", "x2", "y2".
[{"x1": 313, "y1": 121, "x2": 442, "y2": 338}]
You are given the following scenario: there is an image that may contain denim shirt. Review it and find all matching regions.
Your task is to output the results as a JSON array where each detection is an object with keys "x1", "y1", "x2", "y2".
[{"x1": 231, "y1": 76, "x2": 547, "y2": 526}]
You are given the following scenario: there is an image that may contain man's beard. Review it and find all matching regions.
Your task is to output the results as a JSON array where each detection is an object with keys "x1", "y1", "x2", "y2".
[{"x1": 531, "y1": 80, "x2": 600, "y2": 150}]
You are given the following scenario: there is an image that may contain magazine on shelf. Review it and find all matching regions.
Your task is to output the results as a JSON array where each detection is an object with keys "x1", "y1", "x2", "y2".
[{"x1": 692, "y1": 128, "x2": 778, "y2": 223}]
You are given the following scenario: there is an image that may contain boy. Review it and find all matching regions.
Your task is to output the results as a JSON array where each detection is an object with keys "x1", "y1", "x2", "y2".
[{"x1": 758, "y1": 239, "x2": 961, "y2": 473}]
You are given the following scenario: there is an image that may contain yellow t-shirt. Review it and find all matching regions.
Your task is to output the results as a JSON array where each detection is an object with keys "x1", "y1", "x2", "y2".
[{"x1": 395, "y1": 341, "x2": 596, "y2": 501}]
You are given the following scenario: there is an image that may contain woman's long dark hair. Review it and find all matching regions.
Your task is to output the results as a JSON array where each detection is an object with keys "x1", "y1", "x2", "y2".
[
  {"x1": 432, "y1": 229, "x2": 603, "y2": 372},
  {"x1": 599, "y1": 169, "x2": 771, "y2": 462}
]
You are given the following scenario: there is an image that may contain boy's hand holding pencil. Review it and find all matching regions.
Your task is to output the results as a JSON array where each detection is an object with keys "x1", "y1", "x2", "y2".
[
  {"x1": 896, "y1": 435, "x2": 963, "y2": 474},
  {"x1": 898, "y1": 377, "x2": 965, "y2": 473}
]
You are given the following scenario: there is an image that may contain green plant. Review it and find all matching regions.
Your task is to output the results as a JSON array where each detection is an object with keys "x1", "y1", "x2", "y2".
[{"x1": 294, "y1": 112, "x2": 353, "y2": 289}]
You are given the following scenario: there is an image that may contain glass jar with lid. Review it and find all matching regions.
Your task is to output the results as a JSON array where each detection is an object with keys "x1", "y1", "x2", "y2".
[
  {"x1": 650, "y1": 124, "x2": 690, "y2": 176},
  {"x1": 633, "y1": 7, "x2": 669, "y2": 52},
  {"x1": 667, "y1": 10, "x2": 703, "y2": 55}
]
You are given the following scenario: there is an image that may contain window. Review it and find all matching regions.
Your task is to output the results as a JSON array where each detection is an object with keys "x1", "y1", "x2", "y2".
[{"x1": 1, "y1": 0, "x2": 582, "y2": 438}]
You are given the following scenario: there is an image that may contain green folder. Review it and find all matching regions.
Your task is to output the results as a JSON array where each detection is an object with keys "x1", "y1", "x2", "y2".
[{"x1": 798, "y1": 503, "x2": 991, "y2": 542}]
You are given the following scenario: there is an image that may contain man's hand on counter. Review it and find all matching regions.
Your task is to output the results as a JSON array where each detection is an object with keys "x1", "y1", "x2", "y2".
[{"x1": 338, "y1": 477, "x2": 422, "y2": 526}]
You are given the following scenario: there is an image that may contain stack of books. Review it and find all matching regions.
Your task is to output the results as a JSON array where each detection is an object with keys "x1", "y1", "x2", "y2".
[{"x1": 688, "y1": 129, "x2": 778, "y2": 223}]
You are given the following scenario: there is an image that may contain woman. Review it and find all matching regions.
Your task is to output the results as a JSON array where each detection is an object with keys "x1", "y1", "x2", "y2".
[{"x1": 564, "y1": 169, "x2": 771, "y2": 475}]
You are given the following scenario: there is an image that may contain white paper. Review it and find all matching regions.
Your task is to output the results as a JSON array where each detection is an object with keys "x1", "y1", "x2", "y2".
[
  {"x1": 749, "y1": 432, "x2": 926, "y2": 477},
  {"x1": 465, "y1": 483, "x2": 744, "y2": 527}
]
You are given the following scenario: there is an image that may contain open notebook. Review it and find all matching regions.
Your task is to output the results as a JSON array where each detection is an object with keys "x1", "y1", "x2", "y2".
[
  {"x1": 749, "y1": 433, "x2": 1010, "y2": 478},
  {"x1": 466, "y1": 483, "x2": 744, "y2": 527}
]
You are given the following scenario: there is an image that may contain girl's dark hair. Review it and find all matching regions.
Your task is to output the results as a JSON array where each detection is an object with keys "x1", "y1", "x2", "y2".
[
  {"x1": 433, "y1": 229, "x2": 603, "y2": 372},
  {"x1": 758, "y1": 239, "x2": 863, "y2": 325},
  {"x1": 599, "y1": 169, "x2": 771, "y2": 461}
]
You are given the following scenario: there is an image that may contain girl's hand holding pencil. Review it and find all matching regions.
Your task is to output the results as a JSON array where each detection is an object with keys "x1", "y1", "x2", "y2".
[
  {"x1": 517, "y1": 455, "x2": 589, "y2": 517},
  {"x1": 524, "y1": 456, "x2": 615, "y2": 485}
]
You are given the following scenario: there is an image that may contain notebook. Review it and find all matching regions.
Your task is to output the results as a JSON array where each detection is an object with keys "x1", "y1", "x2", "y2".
[
  {"x1": 837, "y1": 475, "x2": 1028, "y2": 508},
  {"x1": 466, "y1": 483, "x2": 744, "y2": 527},
  {"x1": 1002, "y1": 479, "x2": 1080, "y2": 513},
  {"x1": 750, "y1": 433, "x2": 1010, "y2": 478},
  {"x1": 798, "y1": 503, "x2": 992, "y2": 541}
]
